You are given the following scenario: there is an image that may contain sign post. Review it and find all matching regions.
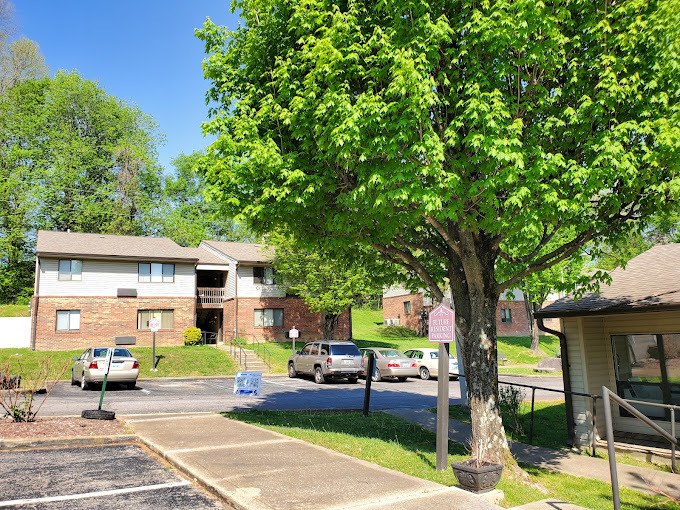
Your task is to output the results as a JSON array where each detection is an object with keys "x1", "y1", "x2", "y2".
[
  {"x1": 429, "y1": 303, "x2": 455, "y2": 471},
  {"x1": 289, "y1": 326, "x2": 299, "y2": 353},
  {"x1": 97, "y1": 348, "x2": 113, "y2": 410},
  {"x1": 149, "y1": 317, "x2": 160, "y2": 371}
]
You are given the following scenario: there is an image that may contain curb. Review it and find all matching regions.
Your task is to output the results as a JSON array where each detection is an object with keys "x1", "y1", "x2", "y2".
[{"x1": 0, "y1": 434, "x2": 137, "y2": 450}]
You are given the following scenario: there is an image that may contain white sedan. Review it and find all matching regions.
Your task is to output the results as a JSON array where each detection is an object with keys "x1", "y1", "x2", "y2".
[{"x1": 403, "y1": 348, "x2": 459, "y2": 380}]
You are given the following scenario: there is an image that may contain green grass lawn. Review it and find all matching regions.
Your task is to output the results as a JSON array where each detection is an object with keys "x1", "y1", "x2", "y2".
[
  {"x1": 224, "y1": 409, "x2": 675, "y2": 510},
  {"x1": 0, "y1": 346, "x2": 238, "y2": 380},
  {"x1": 0, "y1": 304, "x2": 30, "y2": 317}
]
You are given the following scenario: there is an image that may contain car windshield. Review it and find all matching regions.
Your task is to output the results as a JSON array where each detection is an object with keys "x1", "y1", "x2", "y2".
[
  {"x1": 93, "y1": 348, "x2": 132, "y2": 358},
  {"x1": 378, "y1": 349, "x2": 406, "y2": 358},
  {"x1": 330, "y1": 344, "x2": 360, "y2": 355}
]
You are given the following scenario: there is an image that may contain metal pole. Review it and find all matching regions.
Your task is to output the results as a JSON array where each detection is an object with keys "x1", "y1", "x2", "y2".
[
  {"x1": 529, "y1": 387, "x2": 536, "y2": 443},
  {"x1": 436, "y1": 343, "x2": 450, "y2": 471},
  {"x1": 152, "y1": 331, "x2": 157, "y2": 371},
  {"x1": 592, "y1": 397, "x2": 597, "y2": 457},
  {"x1": 602, "y1": 388, "x2": 621, "y2": 510},
  {"x1": 363, "y1": 353, "x2": 374, "y2": 417},
  {"x1": 672, "y1": 408, "x2": 676, "y2": 473}
]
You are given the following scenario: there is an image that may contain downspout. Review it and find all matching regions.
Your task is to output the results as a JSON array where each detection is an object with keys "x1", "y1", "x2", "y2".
[
  {"x1": 537, "y1": 317, "x2": 575, "y2": 447},
  {"x1": 31, "y1": 257, "x2": 40, "y2": 351}
]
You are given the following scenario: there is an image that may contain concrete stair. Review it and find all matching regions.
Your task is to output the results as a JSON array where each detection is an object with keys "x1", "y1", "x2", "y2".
[{"x1": 216, "y1": 345, "x2": 270, "y2": 373}]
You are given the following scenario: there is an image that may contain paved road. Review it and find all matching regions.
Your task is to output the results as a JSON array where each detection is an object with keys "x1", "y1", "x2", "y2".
[
  {"x1": 35, "y1": 374, "x2": 564, "y2": 417},
  {"x1": 0, "y1": 444, "x2": 226, "y2": 509}
]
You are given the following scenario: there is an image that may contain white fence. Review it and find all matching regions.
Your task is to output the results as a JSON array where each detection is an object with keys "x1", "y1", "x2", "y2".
[{"x1": 0, "y1": 317, "x2": 31, "y2": 348}]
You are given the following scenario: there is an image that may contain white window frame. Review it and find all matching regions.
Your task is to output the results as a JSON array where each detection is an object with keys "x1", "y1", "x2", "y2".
[
  {"x1": 56, "y1": 310, "x2": 80, "y2": 331},
  {"x1": 253, "y1": 266, "x2": 275, "y2": 285},
  {"x1": 138, "y1": 263, "x2": 174, "y2": 283},
  {"x1": 501, "y1": 308, "x2": 512, "y2": 323},
  {"x1": 58, "y1": 259, "x2": 82, "y2": 281},
  {"x1": 254, "y1": 308, "x2": 284, "y2": 327}
]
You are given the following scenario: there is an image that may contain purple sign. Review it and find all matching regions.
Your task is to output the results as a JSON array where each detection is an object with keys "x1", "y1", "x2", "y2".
[{"x1": 428, "y1": 304, "x2": 455, "y2": 343}]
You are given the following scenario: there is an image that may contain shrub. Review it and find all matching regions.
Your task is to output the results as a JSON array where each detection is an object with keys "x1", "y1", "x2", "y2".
[
  {"x1": 380, "y1": 325, "x2": 416, "y2": 338},
  {"x1": 499, "y1": 385, "x2": 526, "y2": 435},
  {"x1": 233, "y1": 337, "x2": 247, "y2": 347},
  {"x1": 184, "y1": 327, "x2": 202, "y2": 346}
]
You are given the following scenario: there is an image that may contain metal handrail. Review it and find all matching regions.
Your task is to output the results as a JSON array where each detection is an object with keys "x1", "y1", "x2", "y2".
[
  {"x1": 452, "y1": 373, "x2": 601, "y2": 455},
  {"x1": 228, "y1": 339, "x2": 247, "y2": 371},
  {"x1": 602, "y1": 386, "x2": 679, "y2": 510},
  {"x1": 240, "y1": 334, "x2": 272, "y2": 372}
]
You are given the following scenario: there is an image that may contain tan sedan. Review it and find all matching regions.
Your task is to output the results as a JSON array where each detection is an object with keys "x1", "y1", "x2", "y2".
[
  {"x1": 71, "y1": 347, "x2": 139, "y2": 390},
  {"x1": 360, "y1": 348, "x2": 418, "y2": 382}
]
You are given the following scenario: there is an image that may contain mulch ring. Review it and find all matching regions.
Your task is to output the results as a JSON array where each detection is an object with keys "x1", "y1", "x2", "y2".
[{"x1": 1, "y1": 415, "x2": 129, "y2": 440}]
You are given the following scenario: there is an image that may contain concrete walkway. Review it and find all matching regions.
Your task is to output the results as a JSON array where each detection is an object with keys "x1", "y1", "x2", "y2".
[
  {"x1": 386, "y1": 408, "x2": 680, "y2": 497},
  {"x1": 124, "y1": 413, "x2": 503, "y2": 510}
]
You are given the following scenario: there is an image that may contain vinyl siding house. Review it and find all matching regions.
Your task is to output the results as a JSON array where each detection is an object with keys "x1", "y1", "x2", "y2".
[
  {"x1": 535, "y1": 244, "x2": 680, "y2": 449},
  {"x1": 31, "y1": 231, "x2": 349, "y2": 350}
]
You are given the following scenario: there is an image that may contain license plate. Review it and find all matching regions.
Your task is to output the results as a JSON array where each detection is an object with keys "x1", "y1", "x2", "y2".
[
  {"x1": 401, "y1": 362, "x2": 410, "y2": 367},
  {"x1": 111, "y1": 362, "x2": 122, "y2": 369},
  {"x1": 343, "y1": 359, "x2": 351, "y2": 365}
]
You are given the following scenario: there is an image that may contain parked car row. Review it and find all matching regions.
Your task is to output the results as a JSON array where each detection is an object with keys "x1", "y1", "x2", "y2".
[{"x1": 287, "y1": 341, "x2": 459, "y2": 384}]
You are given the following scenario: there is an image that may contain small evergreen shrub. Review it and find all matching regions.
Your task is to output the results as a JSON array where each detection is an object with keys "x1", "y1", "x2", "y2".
[
  {"x1": 499, "y1": 385, "x2": 526, "y2": 435},
  {"x1": 233, "y1": 337, "x2": 247, "y2": 347},
  {"x1": 380, "y1": 325, "x2": 417, "y2": 338},
  {"x1": 184, "y1": 327, "x2": 202, "y2": 346}
]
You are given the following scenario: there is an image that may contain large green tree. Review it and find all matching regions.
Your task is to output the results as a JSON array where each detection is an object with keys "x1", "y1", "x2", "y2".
[
  {"x1": 198, "y1": 0, "x2": 680, "y2": 465},
  {"x1": 0, "y1": 72, "x2": 164, "y2": 301}
]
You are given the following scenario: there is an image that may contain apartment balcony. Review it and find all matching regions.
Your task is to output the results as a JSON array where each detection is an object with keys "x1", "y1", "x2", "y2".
[{"x1": 197, "y1": 287, "x2": 226, "y2": 308}]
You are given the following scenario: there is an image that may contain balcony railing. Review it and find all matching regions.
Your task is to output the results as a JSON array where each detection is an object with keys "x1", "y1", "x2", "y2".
[{"x1": 197, "y1": 287, "x2": 226, "y2": 307}]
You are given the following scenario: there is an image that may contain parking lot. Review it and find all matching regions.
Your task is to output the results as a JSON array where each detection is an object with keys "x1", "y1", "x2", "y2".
[{"x1": 0, "y1": 443, "x2": 226, "y2": 509}]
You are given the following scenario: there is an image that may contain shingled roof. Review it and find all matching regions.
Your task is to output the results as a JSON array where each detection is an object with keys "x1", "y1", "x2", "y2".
[
  {"x1": 201, "y1": 241, "x2": 273, "y2": 264},
  {"x1": 36, "y1": 230, "x2": 198, "y2": 262},
  {"x1": 535, "y1": 244, "x2": 680, "y2": 318}
]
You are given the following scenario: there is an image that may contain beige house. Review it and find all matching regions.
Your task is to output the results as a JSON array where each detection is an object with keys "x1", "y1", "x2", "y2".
[{"x1": 536, "y1": 244, "x2": 680, "y2": 448}]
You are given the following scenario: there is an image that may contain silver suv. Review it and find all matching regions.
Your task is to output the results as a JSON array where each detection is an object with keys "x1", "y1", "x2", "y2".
[{"x1": 288, "y1": 341, "x2": 364, "y2": 384}]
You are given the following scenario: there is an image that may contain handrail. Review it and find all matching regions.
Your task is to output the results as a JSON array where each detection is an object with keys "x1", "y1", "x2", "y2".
[
  {"x1": 196, "y1": 287, "x2": 226, "y2": 306},
  {"x1": 452, "y1": 373, "x2": 601, "y2": 455},
  {"x1": 602, "y1": 386, "x2": 679, "y2": 510},
  {"x1": 228, "y1": 339, "x2": 247, "y2": 371},
  {"x1": 239, "y1": 334, "x2": 272, "y2": 373}
]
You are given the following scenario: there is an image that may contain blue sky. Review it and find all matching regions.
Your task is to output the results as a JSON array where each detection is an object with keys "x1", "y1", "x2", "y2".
[{"x1": 14, "y1": 1, "x2": 240, "y2": 171}]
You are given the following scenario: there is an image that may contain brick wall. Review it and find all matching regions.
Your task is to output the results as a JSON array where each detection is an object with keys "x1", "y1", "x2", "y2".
[
  {"x1": 33, "y1": 296, "x2": 195, "y2": 351},
  {"x1": 383, "y1": 294, "x2": 428, "y2": 331},
  {"x1": 234, "y1": 296, "x2": 350, "y2": 342},
  {"x1": 496, "y1": 300, "x2": 530, "y2": 336}
]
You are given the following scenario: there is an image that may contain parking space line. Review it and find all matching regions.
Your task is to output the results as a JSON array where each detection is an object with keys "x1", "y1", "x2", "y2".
[{"x1": 0, "y1": 481, "x2": 191, "y2": 507}]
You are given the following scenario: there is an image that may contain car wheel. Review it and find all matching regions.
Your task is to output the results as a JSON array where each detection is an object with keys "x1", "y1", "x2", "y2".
[
  {"x1": 71, "y1": 370, "x2": 78, "y2": 386},
  {"x1": 81, "y1": 374, "x2": 89, "y2": 390},
  {"x1": 288, "y1": 363, "x2": 297, "y2": 378},
  {"x1": 348, "y1": 377, "x2": 358, "y2": 384},
  {"x1": 397, "y1": 377, "x2": 408, "y2": 382},
  {"x1": 314, "y1": 366, "x2": 325, "y2": 384},
  {"x1": 81, "y1": 409, "x2": 115, "y2": 420},
  {"x1": 371, "y1": 368, "x2": 382, "y2": 382},
  {"x1": 127, "y1": 381, "x2": 137, "y2": 390},
  {"x1": 419, "y1": 367, "x2": 431, "y2": 380}
]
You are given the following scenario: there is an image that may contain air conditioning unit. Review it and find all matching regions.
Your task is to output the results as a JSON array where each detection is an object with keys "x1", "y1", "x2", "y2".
[{"x1": 384, "y1": 318, "x2": 400, "y2": 326}]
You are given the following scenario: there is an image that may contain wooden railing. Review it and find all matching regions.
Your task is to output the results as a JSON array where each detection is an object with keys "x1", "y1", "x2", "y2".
[{"x1": 196, "y1": 287, "x2": 226, "y2": 307}]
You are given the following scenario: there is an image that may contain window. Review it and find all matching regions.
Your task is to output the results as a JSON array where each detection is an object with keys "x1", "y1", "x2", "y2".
[
  {"x1": 56, "y1": 310, "x2": 80, "y2": 331},
  {"x1": 612, "y1": 334, "x2": 680, "y2": 422},
  {"x1": 500, "y1": 308, "x2": 512, "y2": 323},
  {"x1": 137, "y1": 309, "x2": 174, "y2": 330},
  {"x1": 403, "y1": 301, "x2": 412, "y2": 314},
  {"x1": 138, "y1": 263, "x2": 174, "y2": 283},
  {"x1": 254, "y1": 308, "x2": 283, "y2": 327},
  {"x1": 253, "y1": 266, "x2": 275, "y2": 285},
  {"x1": 58, "y1": 259, "x2": 82, "y2": 281}
]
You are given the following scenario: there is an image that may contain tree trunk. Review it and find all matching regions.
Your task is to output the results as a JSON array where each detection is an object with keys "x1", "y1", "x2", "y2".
[
  {"x1": 524, "y1": 292, "x2": 540, "y2": 353},
  {"x1": 323, "y1": 312, "x2": 339, "y2": 340}
]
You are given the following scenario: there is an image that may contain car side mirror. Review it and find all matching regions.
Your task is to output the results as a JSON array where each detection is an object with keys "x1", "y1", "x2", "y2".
[{"x1": 296, "y1": 350, "x2": 301, "y2": 355}]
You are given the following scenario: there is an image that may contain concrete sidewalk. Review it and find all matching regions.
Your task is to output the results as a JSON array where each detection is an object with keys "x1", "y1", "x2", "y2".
[
  {"x1": 386, "y1": 408, "x2": 680, "y2": 497},
  {"x1": 124, "y1": 413, "x2": 503, "y2": 510}
]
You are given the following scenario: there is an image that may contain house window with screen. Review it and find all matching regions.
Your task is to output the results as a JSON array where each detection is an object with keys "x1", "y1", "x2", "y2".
[
  {"x1": 56, "y1": 310, "x2": 80, "y2": 331},
  {"x1": 403, "y1": 301, "x2": 412, "y2": 314},
  {"x1": 500, "y1": 308, "x2": 512, "y2": 323},
  {"x1": 137, "y1": 310, "x2": 174, "y2": 330},
  {"x1": 254, "y1": 308, "x2": 283, "y2": 327},
  {"x1": 253, "y1": 266, "x2": 275, "y2": 284},
  {"x1": 612, "y1": 334, "x2": 680, "y2": 422},
  {"x1": 58, "y1": 259, "x2": 82, "y2": 281},
  {"x1": 138, "y1": 263, "x2": 174, "y2": 283}
]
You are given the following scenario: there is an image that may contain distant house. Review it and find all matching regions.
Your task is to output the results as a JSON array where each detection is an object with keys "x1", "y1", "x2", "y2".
[
  {"x1": 536, "y1": 244, "x2": 680, "y2": 449},
  {"x1": 383, "y1": 286, "x2": 560, "y2": 337},
  {"x1": 30, "y1": 231, "x2": 349, "y2": 351}
]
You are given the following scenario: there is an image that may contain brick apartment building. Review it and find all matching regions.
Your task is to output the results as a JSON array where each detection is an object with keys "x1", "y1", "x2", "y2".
[
  {"x1": 383, "y1": 286, "x2": 561, "y2": 337},
  {"x1": 30, "y1": 231, "x2": 349, "y2": 351}
]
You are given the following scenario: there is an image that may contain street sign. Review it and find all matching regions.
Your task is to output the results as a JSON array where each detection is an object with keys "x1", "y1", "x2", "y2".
[
  {"x1": 233, "y1": 372, "x2": 262, "y2": 396},
  {"x1": 149, "y1": 317, "x2": 161, "y2": 332},
  {"x1": 428, "y1": 303, "x2": 455, "y2": 343},
  {"x1": 288, "y1": 327, "x2": 299, "y2": 339}
]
